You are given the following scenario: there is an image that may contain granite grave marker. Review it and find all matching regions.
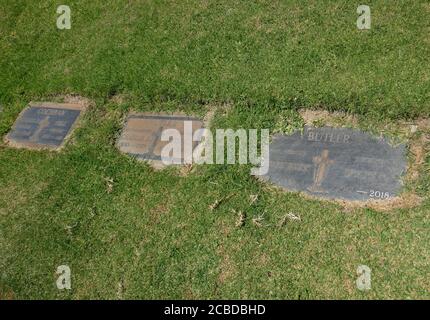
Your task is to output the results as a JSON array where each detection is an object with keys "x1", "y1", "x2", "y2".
[{"x1": 262, "y1": 126, "x2": 407, "y2": 201}]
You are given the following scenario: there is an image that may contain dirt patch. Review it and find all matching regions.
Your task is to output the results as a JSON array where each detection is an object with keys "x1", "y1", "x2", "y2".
[
  {"x1": 216, "y1": 244, "x2": 236, "y2": 285},
  {"x1": 41, "y1": 93, "x2": 94, "y2": 111},
  {"x1": 299, "y1": 109, "x2": 358, "y2": 128},
  {"x1": 406, "y1": 133, "x2": 430, "y2": 181},
  {"x1": 218, "y1": 256, "x2": 235, "y2": 284},
  {"x1": 62, "y1": 94, "x2": 93, "y2": 109},
  {"x1": 148, "y1": 202, "x2": 169, "y2": 224},
  {"x1": 214, "y1": 219, "x2": 236, "y2": 285},
  {"x1": 0, "y1": 286, "x2": 15, "y2": 300},
  {"x1": 338, "y1": 192, "x2": 423, "y2": 212},
  {"x1": 178, "y1": 163, "x2": 195, "y2": 176},
  {"x1": 109, "y1": 94, "x2": 128, "y2": 105},
  {"x1": 202, "y1": 107, "x2": 216, "y2": 128},
  {"x1": 414, "y1": 118, "x2": 430, "y2": 132},
  {"x1": 206, "y1": 102, "x2": 233, "y2": 118}
]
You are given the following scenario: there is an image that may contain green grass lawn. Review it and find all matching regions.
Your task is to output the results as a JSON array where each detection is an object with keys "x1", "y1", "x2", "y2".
[{"x1": 0, "y1": 1, "x2": 429, "y2": 299}]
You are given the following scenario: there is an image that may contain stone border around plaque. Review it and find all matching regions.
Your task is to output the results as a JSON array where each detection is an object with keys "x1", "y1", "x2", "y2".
[
  {"x1": 117, "y1": 112, "x2": 204, "y2": 169},
  {"x1": 4, "y1": 102, "x2": 86, "y2": 151}
]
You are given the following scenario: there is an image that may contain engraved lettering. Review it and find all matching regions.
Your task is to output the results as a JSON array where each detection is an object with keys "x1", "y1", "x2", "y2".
[
  {"x1": 285, "y1": 150, "x2": 306, "y2": 157},
  {"x1": 37, "y1": 109, "x2": 65, "y2": 116},
  {"x1": 29, "y1": 117, "x2": 50, "y2": 142},
  {"x1": 284, "y1": 162, "x2": 312, "y2": 172},
  {"x1": 344, "y1": 168, "x2": 379, "y2": 180},
  {"x1": 343, "y1": 135, "x2": 350, "y2": 143},
  {"x1": 355, "y1": 157, "x2": 388, "y2": 167},
  {"x1": 55, "y1": 121, "x2": 67, "y2": 127},
  {"x1": 307, "y1": 130, "x2": 351, "y2": 144}
]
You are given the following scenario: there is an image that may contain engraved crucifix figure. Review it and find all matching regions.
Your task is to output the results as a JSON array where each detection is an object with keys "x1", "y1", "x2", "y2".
[{"x1": 308, "y1": 149, "x2": 334, "y2": 193}]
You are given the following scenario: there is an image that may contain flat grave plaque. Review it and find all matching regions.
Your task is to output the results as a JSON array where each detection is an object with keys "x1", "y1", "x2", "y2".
[
  {"x1": 5, "y1": 102, "x2": 84, "y2": 150},
  {"x1": 117, "y1": 113, "x2": 204, "y2": 166},
  {"x1": 262, "y1": 126, "x2": 407, "y2": 201}
]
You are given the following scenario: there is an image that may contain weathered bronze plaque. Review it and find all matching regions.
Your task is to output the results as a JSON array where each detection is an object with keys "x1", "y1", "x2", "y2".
[
  {"x1": 117, "y1": 113, "x2": 204, "y2": 166},
  {"x1": 5, "y1": 102, "x2": 84, "y2": 150},
  {"x1": 262, "y1": 126, "x2": 407, "y2": 201}
]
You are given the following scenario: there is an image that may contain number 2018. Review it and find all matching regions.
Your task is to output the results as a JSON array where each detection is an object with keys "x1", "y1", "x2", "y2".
[{"x1": 369, "y1": 190, "x2": 390, "y2": 199}]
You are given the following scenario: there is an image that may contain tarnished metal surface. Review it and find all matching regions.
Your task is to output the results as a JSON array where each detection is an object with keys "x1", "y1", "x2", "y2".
[{"x1": 5, "y1": 102, "x2": 85, "y2": 150}]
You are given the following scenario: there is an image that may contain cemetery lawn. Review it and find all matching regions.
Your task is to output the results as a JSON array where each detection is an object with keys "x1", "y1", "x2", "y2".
[{"x1": 0, "y1": 1, "x2": 429, "y2": 299}]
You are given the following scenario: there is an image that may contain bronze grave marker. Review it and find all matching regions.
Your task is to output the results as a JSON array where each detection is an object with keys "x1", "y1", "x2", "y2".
[
  {"x1": 5, "y1": 102, "x2": 85, "y2": 150},
  {"x1": 117, "y1": 113, "x2": 204, "y2": 167}
]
